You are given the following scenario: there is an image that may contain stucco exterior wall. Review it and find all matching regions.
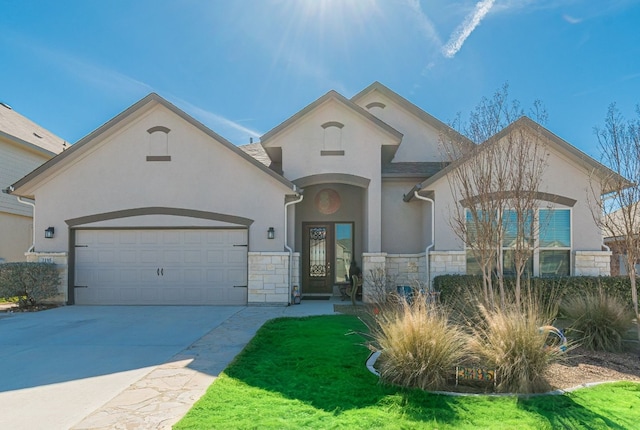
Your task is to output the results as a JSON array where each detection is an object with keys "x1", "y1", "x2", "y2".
[
  {"x1": 381, "y1": 180, "x2": 427, "y2": 254},
  {"x1": 428, "y1": 131, "x2": 604, "y2": 254},
  {"x1": 353, "y1": 91, "x2": 446, "y2": 163},
  {"x1": 27, "y1": 104, "x2": 293, "y2": 255},
  {"x1": 265, "y1": 99, "x2": 397, "y2": 252}
]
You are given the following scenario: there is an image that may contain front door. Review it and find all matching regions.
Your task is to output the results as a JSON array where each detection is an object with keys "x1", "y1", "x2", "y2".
[
  {"x1": 302, "y1": 223, "x2": 334, "y2": 294},
  {"x1": 302, "y1": 222, "x2": 355, "y2": 295}
]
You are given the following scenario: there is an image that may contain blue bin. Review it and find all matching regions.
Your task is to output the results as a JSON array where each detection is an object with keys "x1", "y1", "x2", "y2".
[{"x1": 397, "y1": 285, "x2": 413, "y2": 303}]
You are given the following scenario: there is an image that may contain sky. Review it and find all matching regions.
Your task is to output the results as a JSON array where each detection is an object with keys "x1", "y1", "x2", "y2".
[{"x1": 1, "y1": 0, "x2": 639, "y2": 158}]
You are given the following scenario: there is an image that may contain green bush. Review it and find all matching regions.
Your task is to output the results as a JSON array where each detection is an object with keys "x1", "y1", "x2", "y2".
[
  {"x1": 560, "y1": 290, "x2": 634, "y2": 352},
  {"x1": 434, "y1": 275, "x2": 636, "y2": 311},
  {"x1": 0, "y1": 262, "x2": 60, "y2": 307},
  {"x1": 368, "y1": 295, "x2": 471, "y2": 391}
]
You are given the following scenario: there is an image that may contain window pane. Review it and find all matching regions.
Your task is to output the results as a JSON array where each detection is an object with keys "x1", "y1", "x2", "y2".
[
  {"x1": 502, "y1": 210, "x2": 533, "y2": 247},
  {"x1": 466, "y1": 250, "x2": 483, "y2": 275},
  {"x1": 503, "y1": 249, "x2": 532, "y2": 277},
  {"x1": 466, "y1": 209, "x2": 496, "y2": 247},
  {"x1": 540, "y1": 250, "x2": 570, "y2": 276},
  {"x1": 539, "y1": 209, "x2": 570, "y2": 248},
  {"x1": 335, "y1": 223, "x2": 353, "y2": 283}
]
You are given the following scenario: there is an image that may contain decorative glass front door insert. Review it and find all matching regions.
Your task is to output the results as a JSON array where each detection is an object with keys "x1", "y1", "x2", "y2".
[
  {"x1": 302, "y1": 222, "x2": 354, "y2": 295},
  {"x1": 309, "y1": 227, "x2": 328, "y2": 278}
]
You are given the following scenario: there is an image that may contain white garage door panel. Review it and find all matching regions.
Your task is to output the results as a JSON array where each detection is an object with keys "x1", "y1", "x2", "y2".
[{"x1": 74, "y1": 229, "x2": 248, "y2": 305}]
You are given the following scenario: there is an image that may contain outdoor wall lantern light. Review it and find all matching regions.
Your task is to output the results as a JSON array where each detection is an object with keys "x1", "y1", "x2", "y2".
[
  {"x1": 267, "y1": 227, "x2": 275, "y2": 239},
  {"x1": 44, "y1": 227, "x2": 55, "y2": 239}
]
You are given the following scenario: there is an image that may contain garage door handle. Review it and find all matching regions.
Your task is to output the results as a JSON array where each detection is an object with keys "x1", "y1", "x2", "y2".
[
  {"x1": 157, "y1": 268, "x2": 160, "y2": 276},
  {"x1": 161, "y1": 268, "x2": 164, "y2": 276},
  {"x1": 234, "y1": 285, "x2": 248, "y2": 288}
]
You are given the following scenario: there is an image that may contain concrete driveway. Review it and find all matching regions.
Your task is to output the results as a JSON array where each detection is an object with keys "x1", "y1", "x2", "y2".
[{"x1": 0, "y1": 305, "x2": 244, "y2": 430}]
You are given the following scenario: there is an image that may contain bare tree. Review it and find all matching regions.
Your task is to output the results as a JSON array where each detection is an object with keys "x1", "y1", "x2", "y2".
[
  {"x1": 442, "y1": 84, "x2": 549, "y2": 308},
  {"x1": 589, "y1": 103, "x2": 640, "y2": 333},
  {"x1": 503, "y1": 125, "x2": 549, "y2": 307}
]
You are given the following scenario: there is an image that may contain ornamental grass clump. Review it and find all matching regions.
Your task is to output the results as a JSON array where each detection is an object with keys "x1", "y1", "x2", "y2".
[
  {"x1": 470, "y1": 298, "x2": 565, "y2": 394},
  {"x1": 371, "y1": 294, "x2": 471, "y2": 391},
  {"x1": 560, "y1": 290, "x2": 634, "y2": 352}
]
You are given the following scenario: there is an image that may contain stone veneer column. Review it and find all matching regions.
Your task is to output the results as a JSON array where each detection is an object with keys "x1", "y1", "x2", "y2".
[
  {"x1": 574, "y1": 251, "x2": 612, "y2": 276},
  {"x1": 361, "y1": 252, "x2": 386, "y2": 303},
  {"x1": 248, "y1": 252, "x2": 292, "y2": 306},
  {"x1": 24, "y1": 252, "x2": 68, "y2": 305}
]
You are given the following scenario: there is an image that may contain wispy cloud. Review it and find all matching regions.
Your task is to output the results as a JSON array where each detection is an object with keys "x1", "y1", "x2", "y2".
[
  {"x1": 562, "y1": 14, "x2": 582, "y2": 24},
  {"x1": 170, "y1": 96, "x2": 262, "y2": 144},
  {"x1": 403, "y1": 0, "x2": 442, "y2": 46},
  {"x1": 442, "y1": 0, "x2": 495, "y2": 58}
]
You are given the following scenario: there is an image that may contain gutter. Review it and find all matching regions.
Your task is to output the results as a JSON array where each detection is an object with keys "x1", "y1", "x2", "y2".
[
  {"x1": 412, "y1": 187, "x2": 435, "y2": 291},
  {"x1": 16, "y1": 196, "x2": 36, "y2": 252},
  {"x1": 284, "y1": 187, "x2": 304, "y2": 304}
]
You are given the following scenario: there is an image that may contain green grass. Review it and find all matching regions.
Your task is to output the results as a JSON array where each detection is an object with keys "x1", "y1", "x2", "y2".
[{"x1": 174, "y1": 315, "x2": 640, "y2": 429}]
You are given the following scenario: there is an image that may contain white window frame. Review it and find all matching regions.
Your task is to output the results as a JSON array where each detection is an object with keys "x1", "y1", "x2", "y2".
[{"x1": 465, "y1": 207, "x2": 572, "y2": 277}]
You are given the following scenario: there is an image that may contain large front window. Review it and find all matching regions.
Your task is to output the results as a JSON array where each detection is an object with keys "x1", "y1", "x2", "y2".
[{"x1": 466, "y1": 208, "x2": 571, "y2": 277}]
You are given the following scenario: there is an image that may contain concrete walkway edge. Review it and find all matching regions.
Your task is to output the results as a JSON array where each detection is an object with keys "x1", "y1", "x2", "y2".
[{"x1": 72, "y1": 302, "x2": 337, "y2": 429}]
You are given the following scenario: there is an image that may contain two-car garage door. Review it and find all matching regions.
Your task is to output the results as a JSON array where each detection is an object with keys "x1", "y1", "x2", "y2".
[{"x1": 74, "y1": 229, "x2": 248, "y2": 305}]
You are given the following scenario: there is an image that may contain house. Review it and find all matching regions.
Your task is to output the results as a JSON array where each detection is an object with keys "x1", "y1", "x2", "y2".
[
  {"x1": 6, "y1": 83, "x2": 614, "y2": 306},
  {"x1": 0, "y1": 102, "x2": 66, "y2": 263}
]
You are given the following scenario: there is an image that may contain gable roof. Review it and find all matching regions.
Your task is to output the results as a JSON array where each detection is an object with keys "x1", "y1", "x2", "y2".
[
  {"x1": 261, "y1": 89, "x2": 403, "y2": 146},
  {"x1": 351, "y1": 81, "x2": 474, "y2": 149},
  {"x1": 404, "y1": 116, "x2": 628, "y2": 201},
  {"x1": 8, "y1": 94, "x2": 297, "y2": 197},
  {"x1": 0, "y1": 102, "x2": 67, "y2": 156}
]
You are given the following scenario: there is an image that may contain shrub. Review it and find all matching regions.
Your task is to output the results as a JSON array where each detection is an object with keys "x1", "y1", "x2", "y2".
[
  {"x1": 434, "y1": 274, "x2": 636, "y2": 311},
  {"x1": 0, "y1": 262, "x2": 60, "y2": 307},
  {"x1": 364, "y1": 267, "x2": 398, "y2": 305},
  {"x1": 368, "y1": 294, "x2": 471, "y2": 391},
  {"x1": 469, "y1": 297, "x2": 565, "y2": 394},
  {"x1": 560, "y1": 290, "x2": 634, "y2": 352}
]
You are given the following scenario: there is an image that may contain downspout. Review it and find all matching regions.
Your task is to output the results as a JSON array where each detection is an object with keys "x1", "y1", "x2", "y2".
[
  {"x1": 17, "y1": 196, "x2": 36, "y2": 252},
  {"x1": 414, "y1": 189, "x2": 434, "y2": 291},
  {"x1": 284, "y1": 188, "x2": 304, "y2": 304}
]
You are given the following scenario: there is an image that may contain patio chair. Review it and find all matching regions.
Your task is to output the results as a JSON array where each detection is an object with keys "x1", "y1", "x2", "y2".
[{"x1": 347, "y1": 274, "x2": 363, "y2": 305}]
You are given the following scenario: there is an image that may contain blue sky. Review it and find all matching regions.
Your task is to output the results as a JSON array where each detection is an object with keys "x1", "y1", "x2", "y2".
[{"x1": 1, "y1": 0, "x2": 639, "y2": 158}]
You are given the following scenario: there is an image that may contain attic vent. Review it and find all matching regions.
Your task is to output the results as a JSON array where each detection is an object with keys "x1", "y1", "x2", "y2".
[
  {"x1": 365, "y1": 102, "x2": 386, "y2": 110},
  {"x1": 321, "y1": 121, "x2": 343, "y2": 153},
  {"x1": 321, "y1": 121, "x2": 344, "y2": 129},
  {"x1": 146, "y1": 126, "x2": 171, "y2": 162},
  {"x1": 0, "y1": 102, "x2": 12, "y2": 110},
  {"x1": 33, "y1": 132, "x2": 43, "y2": 139}
]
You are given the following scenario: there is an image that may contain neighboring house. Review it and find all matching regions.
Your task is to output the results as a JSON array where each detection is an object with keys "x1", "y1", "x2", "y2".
[
  {"x1": 602, "y1": 205, "x2": 640, "y2": 276},
  {"x1": 0, "y1": 102, "x2": 66, "y2": 263},
  {"x1": 6, "y1": 83, "x2": 615, "y2": 306}
]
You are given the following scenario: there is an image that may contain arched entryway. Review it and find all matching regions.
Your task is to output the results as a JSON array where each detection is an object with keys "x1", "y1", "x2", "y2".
[{"x1": 294, "y1": 182, "x2": 366, "y2": 296}]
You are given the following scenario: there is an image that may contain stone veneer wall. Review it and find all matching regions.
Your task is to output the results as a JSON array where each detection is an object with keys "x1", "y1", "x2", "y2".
[
  {"x1": 385, "y1": 253, "x2": 426, "y2": 288},
  {"x1": 248, "y1": 251, "x2": 299, "y2": 306},
  {"x1": 25, "y1": 251, "x2": 68, "y2": 305},
  {"x1": 574, "y1": 250, "x2": 612, "y2": 276},
  {"x1": 429, "y1": 251, "x2": 466, "y2": 279}
]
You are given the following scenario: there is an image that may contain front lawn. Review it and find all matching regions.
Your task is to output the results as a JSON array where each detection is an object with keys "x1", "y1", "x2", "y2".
[{"x1": 174, "y1": 315, "x2": 640, "y2": 429}]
